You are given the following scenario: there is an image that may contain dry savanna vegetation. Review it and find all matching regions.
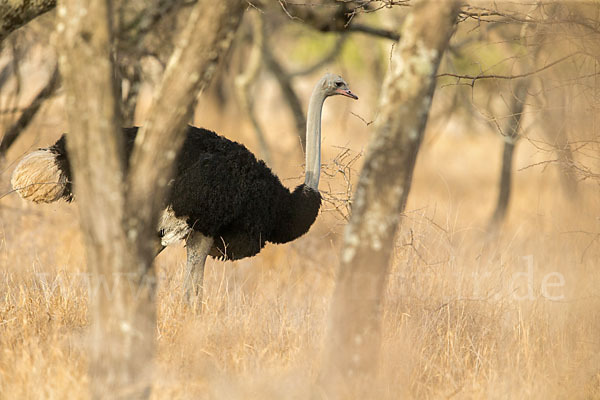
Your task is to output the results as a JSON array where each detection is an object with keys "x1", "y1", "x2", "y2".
[{"x1": 1, "y1": 1, "x2": 600, "y2": 399}]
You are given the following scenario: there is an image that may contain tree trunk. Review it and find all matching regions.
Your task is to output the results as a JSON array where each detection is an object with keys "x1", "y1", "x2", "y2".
[
  {"x1": 541, "y1": 85, "x2": 579, "y2": 195},
  {"x1": 57, "y1": 0, "x2": 245, "y2": 398},
  {"x1": 319, "y1": 0, "x2": 460, "y2": 396},
  {"x1": 235, "y1": 11, "x2": 272, "y2": 165},
  {"x1": 57, "y1": 1, "x2": 154, "y2": 398},
  {"x1": 489, "y1": 79, "x2": 529, "y2": 229},
  {"x1": 261, "y1": 19, "x2": 307, "y2": 152}
]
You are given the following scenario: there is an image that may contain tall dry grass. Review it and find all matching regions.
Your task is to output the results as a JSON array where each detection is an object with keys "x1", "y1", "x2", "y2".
[{"x1": 1, "y1": 72, "x2": 600, "y2": 399}]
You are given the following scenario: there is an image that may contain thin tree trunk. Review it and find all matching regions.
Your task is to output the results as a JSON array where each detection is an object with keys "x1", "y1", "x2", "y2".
[
  {"x1": 0, "y1": 64, "x2": 60, "y2": 157},
  {"x1": 319, "y1": 1, "x2": 460, "y2": 397},
  {"x1": 492, "y1": 140, "x2": 516, "y2": 225},
  {"x1": 261, "y1": 19, "x2": 307, "y2": 152},
  {"x1": 489, "y1": 79, "x2": 529, "y2": 229},
  {"x1": 542, "y1": 86, "x2": 579, "y2": 195},
  {"x1": 235, "y1": 11, "x2": 272, "y2": 165}
]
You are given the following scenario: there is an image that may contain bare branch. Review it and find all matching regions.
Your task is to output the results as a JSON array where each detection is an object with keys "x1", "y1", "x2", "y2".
[
  {"x1": 0, "y1": 0, "x2": 56, "y2": 43},
  {"x1": 348, "y1": 23, "x2": 400, "y2": 41},
  {"x1": 349, "y1": 111, "x2": 374, "y2": 126},
  {"x1": 235, "y1": 11, "x2": 272, "y2": 165},
  {"x1": 437, "y1": 52, "x2": 580, "y2": 84},
  {"x1": 119, "y1": 0, "x2": 190, "y2": 38},
  {"x1": 277, "y1": 0, "x2": 403, "y2": 40},
  {"x1": 459, "y1": 6, "x2": 600, "y2": 34},
  {"x1": 319, "y1": 146, "x2": 362, "y2": 222},
  {"x1": 0, "y1": 64, "x2": 60, "y2": 157},
  {"x1": 261, "y1": 25, "x2": 307, "y2": 151}
]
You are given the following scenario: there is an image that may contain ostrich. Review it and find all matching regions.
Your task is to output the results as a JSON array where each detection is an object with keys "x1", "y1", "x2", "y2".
[{"x1": 11, "y1": 73, "x2": 358, "y2": 303}]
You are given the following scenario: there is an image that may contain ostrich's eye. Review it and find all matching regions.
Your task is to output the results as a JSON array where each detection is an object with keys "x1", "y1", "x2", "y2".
[{"x1": 335, "y1": 81, "x2": 344, "y2": 87}]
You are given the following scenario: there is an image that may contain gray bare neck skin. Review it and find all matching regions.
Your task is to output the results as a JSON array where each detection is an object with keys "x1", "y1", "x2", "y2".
[{"x1": 304, "y1": 84, "x2": 327, "y2": 190}]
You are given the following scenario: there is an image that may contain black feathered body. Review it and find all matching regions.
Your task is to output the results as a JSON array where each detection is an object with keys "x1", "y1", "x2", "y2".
[{"x1": 48, "y1": 126, "x2": 321, "y2": 260}]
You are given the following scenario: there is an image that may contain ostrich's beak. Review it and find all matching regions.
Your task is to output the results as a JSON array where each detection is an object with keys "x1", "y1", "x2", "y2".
[{"x1": 336, "y1": 88, "x2": 358, "y2": 100}]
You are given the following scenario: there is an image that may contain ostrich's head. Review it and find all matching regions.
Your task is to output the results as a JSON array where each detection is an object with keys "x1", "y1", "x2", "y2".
[{"x1": 320, "y1": 73, "x2": 358, "y2": 100}]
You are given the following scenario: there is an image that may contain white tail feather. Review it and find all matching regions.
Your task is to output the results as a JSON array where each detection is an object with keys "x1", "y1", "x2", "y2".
[{"x1": 11, "y1": 149, "x2": 67, "y2": 203}]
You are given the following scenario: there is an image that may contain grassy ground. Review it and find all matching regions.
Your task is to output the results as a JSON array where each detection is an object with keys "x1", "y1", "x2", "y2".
[{"x1": 1, "y1": 76, "x2": 600, "y2": 399}]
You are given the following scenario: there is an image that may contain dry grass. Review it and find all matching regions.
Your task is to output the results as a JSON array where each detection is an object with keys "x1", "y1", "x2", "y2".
[{"x1": 1, "y1": 79, "x2": 600, "y2": 399}]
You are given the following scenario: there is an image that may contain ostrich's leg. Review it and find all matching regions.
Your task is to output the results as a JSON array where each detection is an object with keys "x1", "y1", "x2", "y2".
[{"x1": 183, "y1": 231, "x2": 213, "y2": 307}]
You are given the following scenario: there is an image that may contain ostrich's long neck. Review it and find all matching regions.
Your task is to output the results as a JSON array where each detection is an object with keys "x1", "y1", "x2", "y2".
[{"x1": 304, "y1": 86, "x2": 326, "y2": 190}]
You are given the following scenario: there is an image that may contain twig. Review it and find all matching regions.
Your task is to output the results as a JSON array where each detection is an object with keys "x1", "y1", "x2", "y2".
[
  {"x1": 517, "y1": 158, "x2": 560, "y2": 172},
  {"x1": 459, "y1": 6, "x2": 600, "y2": 34},
  {"x1": 437, "y1": 52, "x2": 580, "y2": 84},
  {"x1": 278, "y1": 0, "x2": 300, "y2": 21},
  {"x1": 350, "y1": 111, "x2": 375, "y2": 126},
  {"x1": 320, "y1": 145, "x2": 363, "y2": 221}
]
